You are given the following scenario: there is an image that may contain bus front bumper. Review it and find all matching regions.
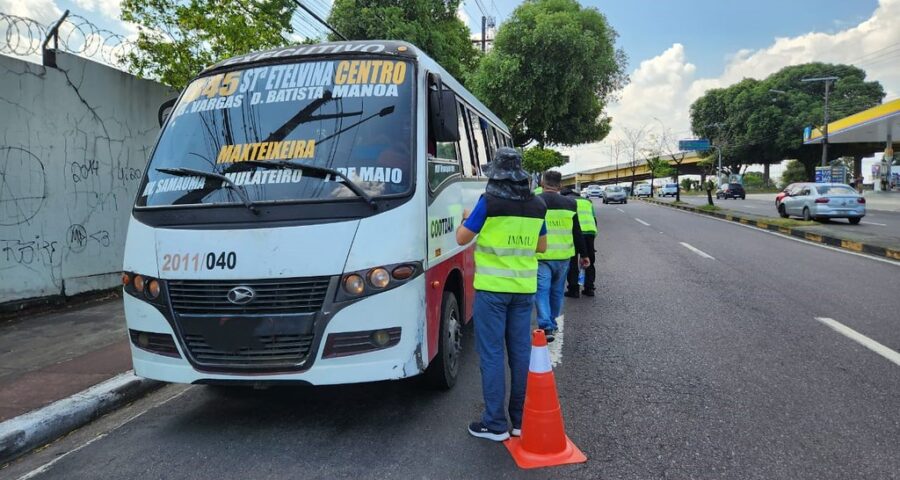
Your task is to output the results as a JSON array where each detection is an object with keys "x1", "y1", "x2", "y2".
[{"x1": 125, "y1": 276, "x2": 427, "y2": 385}]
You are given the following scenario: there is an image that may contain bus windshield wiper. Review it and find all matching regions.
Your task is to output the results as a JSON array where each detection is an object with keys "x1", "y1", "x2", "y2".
[
  {"x1": 241, "y1": 160, "x2": 377, "y2": 210},
  {"x1": 156, "y1": 167, "x2": 259, "y2": 214}
]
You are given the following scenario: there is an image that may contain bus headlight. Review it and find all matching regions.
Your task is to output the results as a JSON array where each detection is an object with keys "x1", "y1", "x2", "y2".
[
  {"x1": 336, "y1": 262, "x2": 423, "y2": 302},
  {"x1": 368, "y1": 268, "x2": 390, "y2": 289},
  {"x1": 123, "y1": 271, "x2": 167, "y2": 306},
  {"x1": 343, "y1": 274, "x2": 366, "y2": 295}
]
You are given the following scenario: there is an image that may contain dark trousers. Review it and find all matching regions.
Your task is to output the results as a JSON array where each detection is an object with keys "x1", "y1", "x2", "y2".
[{"x1": 567, "y1": 234, "x2": 596, "y2": 292}]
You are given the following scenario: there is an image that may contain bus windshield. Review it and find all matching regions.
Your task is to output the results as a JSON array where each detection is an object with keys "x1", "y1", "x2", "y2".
[{"x1": 137, "y1": 58, "x2": 414, "y2": 208}]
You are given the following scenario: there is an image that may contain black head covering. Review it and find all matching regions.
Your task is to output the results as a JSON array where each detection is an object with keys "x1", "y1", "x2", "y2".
[
  {"x1": 482, "y1": 147, "x2": 534, "y2": 201},
  {"x1": 481, "y1": 147, "x2": 530, "y2": 182}
]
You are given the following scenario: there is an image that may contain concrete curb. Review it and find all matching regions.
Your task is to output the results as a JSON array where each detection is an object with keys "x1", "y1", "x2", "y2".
[
  {"x1": 641, "y1": 198, "x2": 900, "y2": 261},
  {"x1": 0, "y1": 371, "x2": 162, "y2": 465}
]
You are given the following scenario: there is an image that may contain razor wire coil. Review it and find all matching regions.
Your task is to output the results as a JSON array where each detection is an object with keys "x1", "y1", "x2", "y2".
[{"x1": 1, "y1": 11, "x2": 134, "y2": 70}]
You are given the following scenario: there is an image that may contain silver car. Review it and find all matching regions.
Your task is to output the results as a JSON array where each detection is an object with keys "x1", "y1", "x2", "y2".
[
  {"x1": 602, "y1": 185, "x2": 627, "y2": 204},
  {"x1": 779, "y1": 183, "x2": 865, "y2": 224}
]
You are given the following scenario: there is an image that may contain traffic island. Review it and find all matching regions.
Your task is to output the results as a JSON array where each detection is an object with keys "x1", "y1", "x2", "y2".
[{"x1": 641, "y1": 197, "x2": 900, "y2": 261}]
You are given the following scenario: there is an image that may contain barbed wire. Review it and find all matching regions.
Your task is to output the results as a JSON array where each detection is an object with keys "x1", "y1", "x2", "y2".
[{"x1": 0, "y1": 11, "x2": 134, "y2": 70}]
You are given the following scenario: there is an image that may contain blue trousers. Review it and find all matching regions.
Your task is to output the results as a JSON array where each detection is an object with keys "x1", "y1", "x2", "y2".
[
  {"x1": 536, "y1": 260, "x2": 569, "y2": 330},
  {"x1": 473, "y1": 290, "x2": 534, "y2": 432}
]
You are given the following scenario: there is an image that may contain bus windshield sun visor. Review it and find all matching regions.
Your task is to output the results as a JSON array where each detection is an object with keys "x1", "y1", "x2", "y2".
[
  {"x1": 241, "y1": 160, "x2": 377, "y2": 209},
  {"x1": 155, "y1": 167, "x2": 259, "y2": 214}
]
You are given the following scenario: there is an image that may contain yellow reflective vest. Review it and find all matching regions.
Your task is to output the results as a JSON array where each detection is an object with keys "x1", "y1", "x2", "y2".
[
  {"x1": 575, "y1": 197, "x2": 597, "y2": 234},
  {"x1": 473, "y1": 195, "x2": 548, "y2": 293}
]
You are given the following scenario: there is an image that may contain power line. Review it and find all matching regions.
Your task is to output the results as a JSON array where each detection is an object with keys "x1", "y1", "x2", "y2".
[{"x1": 292, "y1": 0, "x2": 346, "y2": 40}]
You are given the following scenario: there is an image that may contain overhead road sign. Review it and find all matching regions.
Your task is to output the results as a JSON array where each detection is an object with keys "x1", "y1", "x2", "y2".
[{"x1": 678, "y1": 139, "x2": 710, "y2": 151}]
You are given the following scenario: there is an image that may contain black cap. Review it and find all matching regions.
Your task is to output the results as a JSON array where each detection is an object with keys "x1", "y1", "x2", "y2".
[{"x1": 481, "y1": 147, "x2": 530, "y2": 182}]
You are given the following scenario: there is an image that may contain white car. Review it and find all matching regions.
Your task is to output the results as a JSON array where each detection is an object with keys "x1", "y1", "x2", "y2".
[
  {"x1": 658, "y1": 183, "x2": 678, "y2": 197},
  {"x1": 779, "y1": 183, "x2": 866, "y2": 223},
  {"x1": 583, "y1": 185, "x2": 603, "y2": 198},
  {"x1": 634, "y1": 184, "x2": 652, "y2": 197}
]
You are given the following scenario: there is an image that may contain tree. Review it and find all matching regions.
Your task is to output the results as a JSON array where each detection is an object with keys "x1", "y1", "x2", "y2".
[
  {"x1": 328, "y1": 0, "x2": 479, "y2": 81},
  {"x1": 122, "y1": 0, "x2": 297, "y2": 89},
  {"x1": 690, "y1": 63, "x2": 885, "y2": 183},
  {"x1": 468, "y1": 0, "x2": 627, "y2": 147},
  {"x1": 522, "y1": 147, "x2": 565, "y2": 174},
  {"x1": 742, "y1": 171, "x2": 765, "y2": 188},
  {"x1": 621, "y1": 125, "x2": 648, "y2": 193},
  {"x1": 647, "y1": 157, "x2": 674, "y2": 181},
  {"x1": 697, "y1": 156, "x2": 717, "y2": 205},
  {"x1": 656, "y1": 127, "x2": 688, "y2": 202},
  {"x1": 780, "y1": 160, "x2": 808, "y2": 187}
]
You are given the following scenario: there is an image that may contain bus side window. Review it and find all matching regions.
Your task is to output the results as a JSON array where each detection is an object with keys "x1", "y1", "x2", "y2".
[
  {"x1": 479, "y1": 117, "x2": 494, "y2": 162},
  {"x1": 468, "y1": 109, "x2": 489, "y2": 176},
  {"x1": 458, "y1": 103, "x2": 476, "y2": 177}
]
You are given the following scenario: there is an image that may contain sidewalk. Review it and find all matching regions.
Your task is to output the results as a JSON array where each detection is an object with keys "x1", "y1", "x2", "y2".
[{"x1": 0, "y1": 296, "x2": 130, "y2": 422}]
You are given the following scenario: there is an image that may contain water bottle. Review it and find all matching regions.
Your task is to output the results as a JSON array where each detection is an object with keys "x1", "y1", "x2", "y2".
[{"x1": 578, "y1": 268, "x2": 585, "y2": 286}]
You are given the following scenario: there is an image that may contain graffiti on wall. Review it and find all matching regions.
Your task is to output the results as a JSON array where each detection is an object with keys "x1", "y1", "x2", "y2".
[{"x1": 0, "y1": 53, "x2": 171, "y2": 303}]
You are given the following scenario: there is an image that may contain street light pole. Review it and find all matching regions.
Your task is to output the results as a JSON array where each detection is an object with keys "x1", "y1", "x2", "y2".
[{"x1": 801, "y1": 76, "x2": 839, "y2": 167}]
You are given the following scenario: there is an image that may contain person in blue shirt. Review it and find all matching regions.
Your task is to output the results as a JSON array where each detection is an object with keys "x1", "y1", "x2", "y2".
[{"x1": 456, "y1": 147, "x2": 547, "y2": 442}]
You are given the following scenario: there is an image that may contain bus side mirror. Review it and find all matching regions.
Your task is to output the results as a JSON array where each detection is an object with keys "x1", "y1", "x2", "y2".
[
  {"x1": 158, "y1": 98, "x2": 177, "y2": 127},
  {"x1": 428, "y1": 73, "x2": 460, "y2": 143}
]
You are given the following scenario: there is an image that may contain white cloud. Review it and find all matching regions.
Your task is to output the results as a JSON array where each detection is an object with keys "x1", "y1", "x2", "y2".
[
  {"x1": 0, "y1": 0, "x2": 62, "y2": 24},
  {"x1": 72, "y1": 0, "x2": 121, "y2": 22},
  {"x1": 560, "y1": 0, "x2": 900, "y2": 175}
]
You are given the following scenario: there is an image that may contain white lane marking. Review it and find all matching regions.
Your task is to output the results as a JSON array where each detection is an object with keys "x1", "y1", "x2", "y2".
[
  {"x1": 679, "y1": 242, "x2": 716, "y2": 260},
  {"x1": 862, "y1": 221, "x2": 886, "y2": 226},
  {"x1": 815, "y1": 317, "x2": 900, "y2": 367},
  {"x1": 645, "y1": 202, "x2": 900, "y2": 267},
  {"x1": 17, "y1": 387, "x2": 192, "y2": 480},
  {"x1": 616, "y1": 208, "x2": 625, "y2": 213},
  {"x1": 741, "y1": 205, "x2": 758, "y2": 209},
  {"x1": 634, "y1": 218, "x2": 651, "y2": 226},
  {"x1": 548, "y1": 315, "x2": 564, "y2": 368}
]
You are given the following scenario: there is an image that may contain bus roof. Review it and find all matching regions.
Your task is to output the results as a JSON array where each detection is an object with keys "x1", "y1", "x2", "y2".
[{"x1": 202, "y1": 40, "x2": 510, "y2": 134}]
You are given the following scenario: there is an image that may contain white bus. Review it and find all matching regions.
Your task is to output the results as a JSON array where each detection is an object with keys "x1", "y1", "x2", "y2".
[{"x1": 122, "y1": 41, "x2": 513, "y2": 389}]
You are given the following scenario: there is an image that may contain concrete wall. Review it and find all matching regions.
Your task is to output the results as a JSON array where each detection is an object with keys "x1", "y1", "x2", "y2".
[{"x1": 0, "y1": 52, "x2": 173, "y2": 304}]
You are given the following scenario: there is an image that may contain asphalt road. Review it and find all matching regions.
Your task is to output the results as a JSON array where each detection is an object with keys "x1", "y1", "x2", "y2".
[
  {"x1": 5, "y1": 200, "x2": 900, "y2": 480},
  {"x1": 664, "y1": 194, "x2": 900, "y2": 245}
]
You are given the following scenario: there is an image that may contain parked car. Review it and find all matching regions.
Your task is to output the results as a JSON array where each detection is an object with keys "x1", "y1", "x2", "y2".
[
  {"x1": 716, "y1": 183, "x2": 746, "y2": 200},
  {"x1": 659, "y1": 183, "x2": 678, "y2": 197},
  {"x1": 775, "y1": 183, "x2": 798, "y2": 207},
  {"x1": 779, "y1": 183, "x2": 865, "y2": 223},
  {"x1": 634, "y1": 184, "x2": 652, "y2": 197},
  {"x1": 583, "y1": 185, "x2": 603, "y2": 198},
  {"x1": 602, "y1": 185, "x2": 627, "y2": 204}
]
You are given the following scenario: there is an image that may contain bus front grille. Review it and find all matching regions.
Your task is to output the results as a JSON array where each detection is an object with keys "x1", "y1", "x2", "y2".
[
  {"x1": 167, "y1": 277, "x2": 330, "y2": 314},
  {"x1": 183, "y1": 333, "x2": 314, "y2": 367}
]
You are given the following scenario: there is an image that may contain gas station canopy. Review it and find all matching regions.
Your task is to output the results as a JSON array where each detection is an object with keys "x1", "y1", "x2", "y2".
[{"x1": 804, "y1": 98, "x2": 900, "y2": 145}]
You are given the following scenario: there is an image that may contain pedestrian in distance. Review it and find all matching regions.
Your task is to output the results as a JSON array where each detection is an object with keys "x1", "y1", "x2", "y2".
[
  {"x1": 562, "y1": 187, "x2": 597, "y2": 297},
  {"x1": 456, "y1": 147, "x2": 548, "y2": 442},
  {"x1": 536, "y1": 171, "x2": 589, "y2": 343}
]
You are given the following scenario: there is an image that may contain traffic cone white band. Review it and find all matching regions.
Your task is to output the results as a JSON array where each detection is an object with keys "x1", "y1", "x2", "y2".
[{"x1": 529, "y1": 345, "x2": 552, "y2": 373}]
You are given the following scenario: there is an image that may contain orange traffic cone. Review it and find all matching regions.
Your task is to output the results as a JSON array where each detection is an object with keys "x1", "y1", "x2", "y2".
[{"x1": 504, "y1": 329, "x2": 587, "y2": 469}]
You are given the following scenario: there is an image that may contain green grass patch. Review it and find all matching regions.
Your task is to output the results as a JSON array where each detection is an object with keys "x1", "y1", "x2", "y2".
[{"x1": 697, "y1": 204, "x2": 720, "y2": 212}]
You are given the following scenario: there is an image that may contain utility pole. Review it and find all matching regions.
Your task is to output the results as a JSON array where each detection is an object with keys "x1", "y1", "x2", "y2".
[
  {"x1": 801, "y1": 76, "x2": 839, "y2": 167},
  {"x1": 481, "y1": 16, "x2": 486, "y2": 52}
]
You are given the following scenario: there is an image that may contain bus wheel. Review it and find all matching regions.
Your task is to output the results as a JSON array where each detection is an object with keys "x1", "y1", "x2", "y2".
[{"x1": 424, "y1": 291, "x2": 461, "y2": 390}]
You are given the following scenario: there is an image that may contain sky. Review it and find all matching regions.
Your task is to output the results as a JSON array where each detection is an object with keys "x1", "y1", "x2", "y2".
[{"x1": 4, "y1": 0, "x2": 899, "y2": 178}]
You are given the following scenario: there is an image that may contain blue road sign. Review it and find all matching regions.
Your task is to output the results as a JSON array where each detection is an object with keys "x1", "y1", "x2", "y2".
[{"x1": 678, "y1": 139, "x2": 710, "y2": 151}]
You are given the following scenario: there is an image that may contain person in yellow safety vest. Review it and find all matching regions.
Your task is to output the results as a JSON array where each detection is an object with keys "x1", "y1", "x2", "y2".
[
  {"x1": 563, "y1": 187, "x2": 597, "y2": 297},
  {"x1": 456, "y1": 147, "x2": 548, "y2": 442},
  {"x1": 536, "y1": 171, "x2": 590, "y2": 343}
]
